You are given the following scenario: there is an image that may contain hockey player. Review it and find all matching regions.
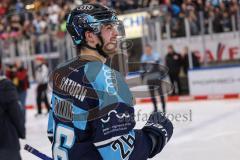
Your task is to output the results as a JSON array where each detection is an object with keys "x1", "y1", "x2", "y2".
[{"x1": 47, "y1": 3, "x2": 173, "y2": 160}]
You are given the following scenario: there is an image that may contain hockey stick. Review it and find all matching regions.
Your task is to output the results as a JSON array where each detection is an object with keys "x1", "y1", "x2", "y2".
[{"x1": 24, "y1": 144, "x2": 53, "y2": 160}]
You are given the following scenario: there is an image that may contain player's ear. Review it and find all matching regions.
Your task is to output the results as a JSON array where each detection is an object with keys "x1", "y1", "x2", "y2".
[{"x1": 85, "y1": 31, "x2": 96, "y2": 44}]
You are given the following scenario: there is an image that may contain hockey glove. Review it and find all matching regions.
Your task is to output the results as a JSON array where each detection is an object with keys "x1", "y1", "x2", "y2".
[{"x1": 142, "y1": 112, "x2": 173, "y2": 158}]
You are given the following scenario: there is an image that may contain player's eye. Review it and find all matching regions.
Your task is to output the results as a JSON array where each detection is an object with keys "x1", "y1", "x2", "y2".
[{"x1": 105, "y1": 24, "x2": 113, "y2": 30}]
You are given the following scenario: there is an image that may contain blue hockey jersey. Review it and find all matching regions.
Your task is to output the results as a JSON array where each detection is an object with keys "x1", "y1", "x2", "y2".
[{"x1": 47, "y1": 56, "x2": 153, "y2": 160}]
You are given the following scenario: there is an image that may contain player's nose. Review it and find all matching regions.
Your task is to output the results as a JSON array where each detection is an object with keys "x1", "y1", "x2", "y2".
[{"x1": 112, "y1": 27, "x2": 119, "y2": 37}]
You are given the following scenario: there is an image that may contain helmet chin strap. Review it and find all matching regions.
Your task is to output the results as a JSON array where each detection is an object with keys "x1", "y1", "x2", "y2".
[
  {"x1": 96, "y1": 35, "x2": 108, "y2": 58},
  {"x1": 84, "y1": 35, "x2": 108, "y2": 58}
]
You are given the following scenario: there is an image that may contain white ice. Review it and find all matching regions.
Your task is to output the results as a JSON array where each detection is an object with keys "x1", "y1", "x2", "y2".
[{"x1": 21, "y1": 99, "x2": 240, "y2": 160}]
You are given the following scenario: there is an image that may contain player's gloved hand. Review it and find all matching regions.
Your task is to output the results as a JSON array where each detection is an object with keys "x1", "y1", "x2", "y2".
[{"x1": 142, "y1": 112, "x2": 173, "y2": 158}]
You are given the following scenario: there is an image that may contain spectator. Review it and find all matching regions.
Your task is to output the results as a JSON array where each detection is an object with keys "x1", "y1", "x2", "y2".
[
  {"x1": 10, "y1": 15, "x2": 22, "y2": 33},
  {"x1": 15, "y1": 0, "x2": 24, "y2": 14},
  {"x1": 0, "y1": 21, "x2": 5, "y2": 35},
  {"x1": 188, "y1": 10, "x2": 199, "y2": 35},
  {"x1": 35, "y1": 56, "x2": 50, "y2": 116},
  {"x1": 33, "y1": 13, "x2": 43, "y2": 35},
  {"x1": 170, "y1": 15, "x2": 185, "y2": 37},
  {"x1": 229, "y1": 0, "x2": 239, "y2": 15},
  {"x1": 47, "y1": 1, "x2": 60, "y2": 30},
  {"x1": 207, "y1": 0, "x2": 221, "y2": 7},
  {"x1": 0, "y1": 3, "x2": 7, "y2": 17},
  {"x1": 177, "y1": 12, "x2": 186, "y2": 37},
  {"x1": 99, "y1": 0, "x2": 112, "y2": 7},
  {"x1": 149, "y1": 0, "x2": 160, "y2": 7},
  {"x1": 0, "y1": 55, "x2": 26, "y2": 160},
  {"x1": 141, "y1": 44, "x2": 166, "y2": 113},
  {"x1": 165, "y1": 45, "x2": 182, "y2": 95},
  {"x1": 203, "y1": 2, "x2": 213, "y2": 34},
  {"x1": 181, "y1": 46, "x2": 200, "y2": 75},
  {"x1": 185, "y1": 0, "x2": 196, "y2": 16},
  {"x1": 195, "y1": 0, "x2": 204, "y2": 11},
  {"x1": 140, "y1": 0, "x2": 150, "y2": 8},
  {"x1": 213, "y1": 7, "x2": 223, "y2": 33},
  {"x1": 181, "y1": 2, "x2": 189, "y2": 16},
  {"x1": 58, "y1": 4, "x2": 70, "y2": 34},
  {"x1": 219, "y1": 1, "x2": 227, "y2": 13},
  {"x1": 221, "y1": 11, "x2": 232, "y2": 32},
  {"x1": 59, "y1": 3, "x2": 71, "y2": 23},
  {"x1": 229, "y1": 0, "x2": 239, "y2": 29},
  {"x1": 22, "y1": 19, "x2": 34, "y2": 39},
  {"x1": 171, "y1": 0, "x2": 183, "y2": 6},
  {"x1": 15, "y1": 60, "x2": 30, "y2": 122}
]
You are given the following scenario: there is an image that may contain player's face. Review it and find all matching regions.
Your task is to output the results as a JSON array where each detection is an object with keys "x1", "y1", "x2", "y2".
[
  {"x1": 100, "y1": 23, "x2": 119, "y2": 56},
  {"x1": 145, "y1": 46, "x2": 152, "y2": 55}
]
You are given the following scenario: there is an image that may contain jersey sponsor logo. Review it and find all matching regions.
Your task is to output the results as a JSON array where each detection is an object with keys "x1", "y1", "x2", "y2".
[
  {"x1": 60, "y1": 77, "x2": 87, "y2": 102},
  {"x1": 101, "y1": 110, "x2": 130, "y2": 123},
  {"x1": 103, "y1": 66, "x2": 118, "y2": 95},
  {"x1": 76, "y1": 5, "x2": 94, "y2": 11},
  {"x1": 100, "y1": 109, "x2": 134, "y2": 136}
]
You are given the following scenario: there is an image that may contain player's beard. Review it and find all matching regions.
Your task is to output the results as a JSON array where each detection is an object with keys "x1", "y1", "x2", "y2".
[{"x1": 102, "y1": 39, "x2": 119, "y2": 57}]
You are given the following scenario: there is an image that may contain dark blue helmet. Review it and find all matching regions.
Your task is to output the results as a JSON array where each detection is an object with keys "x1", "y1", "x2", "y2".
[{"x1": 66, "y1": 3, "x2": 119, "y2": 46}]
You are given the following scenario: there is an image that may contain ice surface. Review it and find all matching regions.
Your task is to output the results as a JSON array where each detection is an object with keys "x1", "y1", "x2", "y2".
[{"x1": 21, "y1": 99, "x2": 240, "y2": 160}]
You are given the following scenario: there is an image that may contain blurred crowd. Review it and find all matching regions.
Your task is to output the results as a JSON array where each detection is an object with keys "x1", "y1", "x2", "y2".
[
  {"x1": 161, "y1": 0, "x2": 240, "y2": 37},
  {"x1": 0, "y1": 0, "x2": 240, "y2": 40},
  {"x1": 0, "y1": 0, "x2": 72, "y2": 40}
]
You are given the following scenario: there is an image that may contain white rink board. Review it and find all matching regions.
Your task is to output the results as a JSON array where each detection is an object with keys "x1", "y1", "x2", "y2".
[{"x1": 188, "y1": 66, "x2": 240, "y2": 95}]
